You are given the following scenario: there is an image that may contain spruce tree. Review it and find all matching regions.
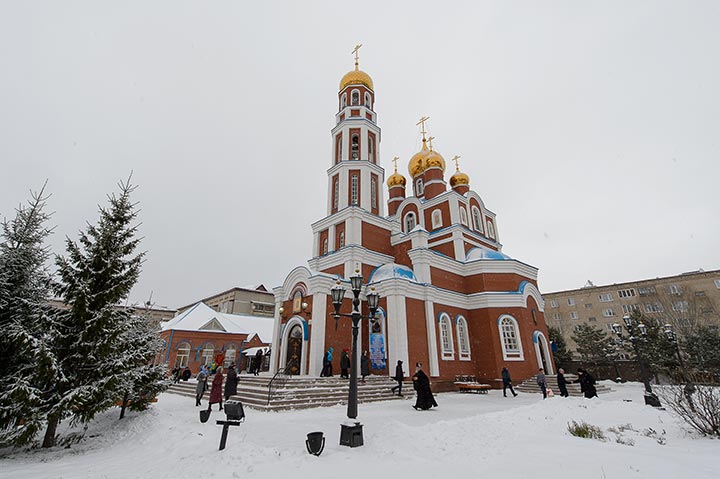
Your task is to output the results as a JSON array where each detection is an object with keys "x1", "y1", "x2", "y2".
[
  {"x1": 548, "y1": 326, "x2": 573, "y2": 365},
  {"x1": 0, "y1": 185, "x2": 59, "y2": 447},
  {"x1": 45, "y1": 178, "x2": 152, "y2": 447},
  {"x1": 571, "y1": 323, "x2": 617, "y2": 366}
]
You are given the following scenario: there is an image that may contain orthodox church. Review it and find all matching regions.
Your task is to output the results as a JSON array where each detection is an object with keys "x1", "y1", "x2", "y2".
[{"x1": 271, "y1": 47, "x2": 553, "y2": 389}]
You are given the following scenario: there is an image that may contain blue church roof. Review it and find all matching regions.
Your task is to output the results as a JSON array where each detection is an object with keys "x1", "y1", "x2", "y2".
[
  {"x1": 369, "y1": 263, "x2": 418, "y2": 283},
  {"x1": 466, "y1": 246, "x2": 512, "y2": 261}
]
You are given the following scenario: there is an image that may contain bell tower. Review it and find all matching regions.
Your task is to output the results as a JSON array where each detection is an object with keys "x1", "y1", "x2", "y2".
[{"x1": 327, "y1": 45, "x2": 385, "y2": 217}]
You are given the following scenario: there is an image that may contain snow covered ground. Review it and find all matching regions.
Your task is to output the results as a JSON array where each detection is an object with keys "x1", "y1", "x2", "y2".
[{"x1": 1, "y1": 382, "x2": 717, "y2": 479}]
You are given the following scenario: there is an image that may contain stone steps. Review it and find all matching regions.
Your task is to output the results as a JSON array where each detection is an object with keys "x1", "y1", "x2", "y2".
[{"x1": 165, "y1": 374, "x2": 407, "y2": 411}]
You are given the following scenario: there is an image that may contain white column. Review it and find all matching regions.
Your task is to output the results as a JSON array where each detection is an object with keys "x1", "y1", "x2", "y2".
[
  {"x1": 270, "y1": 297, "x2": 284, "y2": 374},
  {"x1": 385, "y1": 292, "x2": 409, "y2": 376},
  {"x1": 328, "y1": 224, "x2": 336, "y2": 252},
  {"x1": 453, "y1": 230, "x2": 466, "y2": 261},
  {"x1": 425, "y1": 299, "x2": 440, "y2": 376},
  {"x1": 309, "y1": 293, "x2": 327, "y2": 376}
]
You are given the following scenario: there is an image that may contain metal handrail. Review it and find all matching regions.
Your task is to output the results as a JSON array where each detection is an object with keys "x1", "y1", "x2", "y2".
[{"x1": 267, "y1": 367, "x2": 291, "y2": 405}]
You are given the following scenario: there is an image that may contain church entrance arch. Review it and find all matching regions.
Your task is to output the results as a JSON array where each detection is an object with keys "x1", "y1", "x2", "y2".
[
  {"x1": 533, "y1": 331, "x2": 553, "y2": 374},
  {"x1": 280, "y1": 317, "x2": 307, "y2": 375}
]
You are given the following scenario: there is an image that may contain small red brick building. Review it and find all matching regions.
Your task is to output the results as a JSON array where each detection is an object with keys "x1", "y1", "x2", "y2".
[
  {"x1": 270, "y1": 49, "x2": 554, "y2": 389},
  {"x1": 159, "y1": 302, "x2": 273, "y2": 374}
]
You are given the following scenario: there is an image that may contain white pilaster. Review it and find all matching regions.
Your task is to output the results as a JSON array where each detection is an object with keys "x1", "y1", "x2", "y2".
[
  {"x1": 385, "y1": 293, "x2": 409, "y2": 377},
  {"x1": 424, "y1": 299, "x2": 440, "y2": 376},
  {"x1": 270, "y1": 298, "x2": 283, "y2": 374},
  {"x1": 309, "y1": 293, "x2": 327, "y2": 376}
]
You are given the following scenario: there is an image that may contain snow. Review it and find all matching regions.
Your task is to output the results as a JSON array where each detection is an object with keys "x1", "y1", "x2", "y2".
[
  {"x1": 161, "y1": 302, "x2": 274, "y2": 343},
  {"x1": 1, "y1": 382, "x2": 717, "y2": 478}
]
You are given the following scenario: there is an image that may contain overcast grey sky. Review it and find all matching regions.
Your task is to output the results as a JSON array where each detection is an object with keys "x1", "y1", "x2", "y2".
[{"x1": 1, "y1": 1, "x2": 718, "y2": 309}]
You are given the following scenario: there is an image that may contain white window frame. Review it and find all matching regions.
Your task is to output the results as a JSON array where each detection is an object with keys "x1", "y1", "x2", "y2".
[
  {"x1": 715, "y1": 279, "x2": 720, "y2": 289},
  {"x1": 200, "y1": 344, "x2": 214, "y2": 366},
  {"x1": 486, "y1": 220, "x2": 495, "y2": 239},
  {"x1": 364, "y1": 92, "x2": 371, "y2": 108},
  {"x1": 403, "y1": 212, "x2": 417, "y2": 233},
  {"x1": 339, "y1": 231, "x2": 345, "y2": 248},
  {"x1": 498, "y1": 315, "x2": 524, "y2": 361},
  {"x1": 351, "y1": 89, "x2": 360, "y2": 105},
  {"x1": 175, "y1": 342, "x2": 191, "y2": 367},
  {"x1": 333, "y1": 177, "x2": 339, "y2": 210},
  {"x1": 599, "y1": 293, "x2": 613, "y2": 302},
  {"x1": 456, "y1": 315, "x2": 471, "y2": 360},
  {"x1": 415, "y1": 178, "x2": 424, "y2": 196},
  {"x1": 322, "y1": 238, "x2": 328, "y2": 255},
  {"x1": 552, "y1": 313, "x2": 561, "y2": 321},
  {"x1": 431, "y1": 209, "x2": 443, "y2": 228},
  {"x1": 439, "y1": 313, "x2": 454, "y2": 359},
  {"x1": 567, "y1": 297, "x2": 576, "y2": 306},
  {"x1": 669, "y1": 284, "x2": 682, "y2": 295},
  {"x1": 471, "y1": 206, "x2": 483, "y2": 233},
  {"x1": 223, "y1": 348, "x2": 236, "y2": 367},
  {"x1": 673, "y1": 300, "x2": 689, "y2": 312},
  {"x1": 550, "y1": 299, "x2": 558, "y2": 308},
  {"x1": 351, "y1": 174, "x2": 359, "y2": 205},
  {"x1": 459, "y1": 207, "x2": 468, "y2": 226},
  {"x1": 570, "y1": 311, "x2": 579, "y2": 320},
  {"x1": 371, "y1": 177, "x2": 377, "y2": 208},
  {"x1": 602, "y1": 308, "x2": 616, "y2": 317},
  {"x1": 622, "y1": 304, "x2": 639, "y2": 314},
  {"x1": 341, "y1": 94, "x2": 347, "y2": 108},
  {"x1": 617, "y1": 288, "x2": 636, "y2": 298}
]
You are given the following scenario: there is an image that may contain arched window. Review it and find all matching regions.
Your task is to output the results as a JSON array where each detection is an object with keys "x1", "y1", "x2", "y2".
[
  {"x1": 336, "y1": 134, "x2": 342, "y2": 163},
  {"x1": 368, "y1": 138, "x2": 374, "y2": 162},
  {"x1": 175, "y1": 342, "x2": 190, "y2": 367},
  {"x1": 201, "y1": 344, "x2": 215, "y2": 366},
  {"x1": 431, "y1": 209, "x2": 443, "y2": 229},
  {"x1": 498, "y1": 315, "x2": 523, "y2": 360},
  {"x1": 404, "y1": 212, "x2": 417, "y2": 233},
  {"x1": 351, "y1": 90, "x2": 360, "y2": 105},
  {"x1": 472, "y1": 206, "x2": 482, "y2": 233},
  {"x1": 339, "y1": 231, "x2": 345, "y2": 248},
  {"x1": 364, "y1": 92, "x2": 371, "y2": 107},
  {"x1": 456, "y1": 316, "x2": 471, "y2": 360},
  {"x1": 371, "y1": 177, "x2": 377, "y2": 209},
  {"x1": 224, "y1": 347, "x2": 236, "y2": 367},
  {"x1": 341, "y1": 94, "x2": 347, "y2": 108},
  {"x1": 351, "y1": 134, "x2": 359, "y2": 159},
  {"x1": 333, "y1": 177, "x2": 339, "y2": 210},
  {"x1": 459, "y1": 207, "x2": 468, "y2": 226},
  {"x1": 415, "y1": 178, "x2": 424, "y2": 196},
  {"x1": 487, "y1": 220, "x2": 495, "y2": 239},
  {"x1": 439, "y1": 313, "x2": 454, "y2": 359},
  {"x1": 322, "y1": 238, "x2": 328, "y2": 255},
  {"x1": 351, "y1": 174, "x2": 359, "y2": 205}
]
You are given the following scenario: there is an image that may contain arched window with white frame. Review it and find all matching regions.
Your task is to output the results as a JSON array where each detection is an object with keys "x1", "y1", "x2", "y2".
[
  {"x1": 223, "y1": 346, "x2": 237, "y2": 367},
  {"x1": 364, "y1": 92, "x2": 371, "y2": 108},
  {"x1": 487, "y1": 220, "x2": 496, "y2": 239},
  {"x1": 351, "y1": 89, "x2": 360, "y2": 105},
  {"x1": 439, "y1": 313, "x2": 454, "y2": 359},
  {"x1": 431, "y1": 209, "x2": 443, "y2": 229},
  {"x1": 175, "y1": 342, "x2": 191, "y2": 367},
  {"x1": 456, "y1": 316, "x2": 471, "y2": 360},
  {"x1": 472, "y1": 206, "x2": 482, "y2": 233},
  {"x1": 200, "y1": 344, "x2": 215, "y2": 366},
  {"x1": 322, "y1": 238, "x2": 328, "y2": 255},
  {"x1": 339, "y1": 231, "x2": 345, "y2": 248},
  {"x1": 459, "y1": 207, "x2": 468, "y2": 226},
  {"x1": 403, "y1": 211, "x2": 417, "y2": 233},
  {"x1": 341, "y1": 94, "x2": 347, "y2": 108},
  {"x1": 498, "y1": 315, "x2": 523, "y2": 360}
]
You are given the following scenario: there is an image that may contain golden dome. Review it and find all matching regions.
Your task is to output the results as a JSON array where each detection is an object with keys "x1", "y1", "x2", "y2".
[
  {"x1": 408, "y1": 140, "x2": 431, "y2": 177},
  {"x1": 340, "y1": 66, "x2": 374, "y2": 91},
  {"x1": 450, "y1": 171, "x2": 470, "y2": 187},
  {"x1": 425, "y1": 149, "x2": 446, "y2": 172},
  {"x1": 387, "y1": 171, "x2": 406, "y2": 187}
]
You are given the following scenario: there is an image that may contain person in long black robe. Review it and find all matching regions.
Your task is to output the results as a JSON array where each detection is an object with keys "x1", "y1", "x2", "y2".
[
  {"x1": 412, "y1": 363, "x2": 438, "y2": 410},
  {"x1": 577, "y1": 368, "x2": 598, "y2": 398}
]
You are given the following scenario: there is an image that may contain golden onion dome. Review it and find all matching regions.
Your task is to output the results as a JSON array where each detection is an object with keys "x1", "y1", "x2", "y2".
[
  {"x1": 387, "y1": 171, "x2": 406, "y2": 187},
  {"x1": 340, "y1": 66, "x2": 374, "y2": 91},
  {"x1": 424, "y1": 149, "x2": 446, "y2": 172},
  {"x1": 408, "y1": 140, "x2": 431, "y2": 177},
  {"x1": 450, "y1": 170, "x2": 470, "y2": 187}
]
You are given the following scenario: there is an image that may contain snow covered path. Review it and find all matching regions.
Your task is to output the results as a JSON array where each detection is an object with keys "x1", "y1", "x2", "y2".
[{"x1": 1, "y1": 382, "x2": 717, "y2": 479}]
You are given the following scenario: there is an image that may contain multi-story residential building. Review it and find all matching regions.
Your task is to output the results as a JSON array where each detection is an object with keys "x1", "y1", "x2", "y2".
[
  {"x1": 543, "y1": 269, "x2": 720, "y2": 354},
  {"x1": 176, "y1": 285, "x2": 275, "y2": 317}
]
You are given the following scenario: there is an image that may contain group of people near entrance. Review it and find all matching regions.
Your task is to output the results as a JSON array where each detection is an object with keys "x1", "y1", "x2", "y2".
[
  {"x1": 502, "y1": 366, "x2": 598, "y2": 399},
  {"x1": 194, "y1": 364, "x2": 240, "y2": 411},
  {"x1": 321, "y1": 348, "x2": 371, "y2": 382}
]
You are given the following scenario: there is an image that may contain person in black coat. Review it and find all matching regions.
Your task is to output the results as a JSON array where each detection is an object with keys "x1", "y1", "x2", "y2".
[
  {"x1": 340, "y1": 349, "x2": 350, "y2": 379},
  {"x1": 577, "y1": 368, "x2": 598, "y2": 398},
  {"x1": 224, "y1": 364, "x2": 238, "y2": 401},
  {"x1": 391, "y1": 360, "x2": 404, "y2": 396},
  {"x1": 253, "y1": 348, "x2": 264, "y2": 376},
  {"x1": 360, "y1": 350, "x2": 370, "y2": 383},
  {"x1": 557, "y1": 368, "x2": 569, "y2": 397},
  {"x1": 501, "y1": 367, "x2": 518, "y2": 397},
  {"x1": 412, "y1": 363, "x2": 438, "y2": 410}
]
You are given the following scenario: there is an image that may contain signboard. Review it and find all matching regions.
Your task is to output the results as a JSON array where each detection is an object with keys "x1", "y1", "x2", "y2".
[{"x1": 369, "y1": 333, "x2": 386, "y2": 370}]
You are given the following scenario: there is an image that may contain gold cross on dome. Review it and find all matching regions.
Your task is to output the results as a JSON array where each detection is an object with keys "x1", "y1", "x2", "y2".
[
  {"x1": 416, "y1": 116, "x2": 430, "y2": 140},
  {"x1": 452, "y1": 155, "x2": 461, "y2": 171},
  {"x1": 352, "y1": 44, "x2": 363, "y2": 67},
  {"x1": 392, "y1": 156, "x2": 400, "y2": 172},
  {"x1": 427, "y1": 136, "x2": 435, "y2": 151}
]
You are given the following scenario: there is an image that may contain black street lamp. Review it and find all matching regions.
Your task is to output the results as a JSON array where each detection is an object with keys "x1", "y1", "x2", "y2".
[
  {"x1": 330, "y1": 270, "x2": 380, "y2": 447},
  {"x1": 611, "y1": 315, "x2": 662, "y2": 407}
]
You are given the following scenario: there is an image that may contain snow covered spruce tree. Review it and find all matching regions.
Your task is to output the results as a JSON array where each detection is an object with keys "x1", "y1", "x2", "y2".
[
  {"x1": 46, "y1": 178, "x2": 165, "y2": 448},
  {"x1": 571, "y1": 323, "x2": 618, "y2": 367},
  {"x1": 0, "y1": 185, "x2": 59, "y2": 447}
]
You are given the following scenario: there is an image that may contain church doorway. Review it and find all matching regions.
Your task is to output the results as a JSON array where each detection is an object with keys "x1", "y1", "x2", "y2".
[
  {"x1": 285, "y1": 324, "x2": 303, "y2": 375},
  {"x1": 534, "y1": 331, "x2": 553, "y2": 374}
]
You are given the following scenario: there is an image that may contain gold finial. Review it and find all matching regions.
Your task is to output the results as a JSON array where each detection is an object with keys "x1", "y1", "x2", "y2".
[
  {"x1": 352, "y1": 44, "x2": 362, "y2": 70},
  {"x1": 452, "y1": 155, "x2": 461, "y2": 171},
  {"x1": 416, "y1": 116, "x2": 430, "y2": 141},
  {"x1": 427, "y1": 136, "x2": 435, "y2": 151},
  {"x1": 392, "y1": 156, "x2": 400, "y2": 172}
]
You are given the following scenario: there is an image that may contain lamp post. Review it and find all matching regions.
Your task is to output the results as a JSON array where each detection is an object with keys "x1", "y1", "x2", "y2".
[
  {"x1": 611, "y1": 315, "x2": 662, "y2": 407},
  {"x1": 330, "y1": 270, "x2": 380, "y2": 447}
]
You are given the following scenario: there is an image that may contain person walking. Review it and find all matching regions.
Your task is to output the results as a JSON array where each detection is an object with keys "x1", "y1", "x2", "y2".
[
  {"x1": 253, "y1": 348, "x2": 264, "y2": 375},
  {"x1": 391, "y1": 360, "x2": 404, "y2": 396},
  {"x1": 321, "y1": 347, "x2": 334, "y2": 377},
  {"x1": 536, "y1": 368, "x2": 547, "y2": 399},
  {"x1": 360, "y1": 350, "x2": 370, "y2": 383},
  {"x1": 340, "y1": 348, "x2": 350, "y2": 379},
  {"x1": 557, "y1": 368, "x2": 569, "y2": 398},
  {"x1": 577, "y1": 368, "x2": 598, "y2": 398},
  {"x1": 195, "y1": 368, "x2": 209, "y2": 406},
  {"x1": 207, "y1": 366, "x2": 224, "y2": 412},
  {"x1": 412, "y1": 363, "x2": 438, "y2": 410},
  {"x1": 224, "y1": 364, "x2": 238, "y2": 401},
  {"x1": 501, "y1": 367, "x2": 518, "y2": 397}
]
